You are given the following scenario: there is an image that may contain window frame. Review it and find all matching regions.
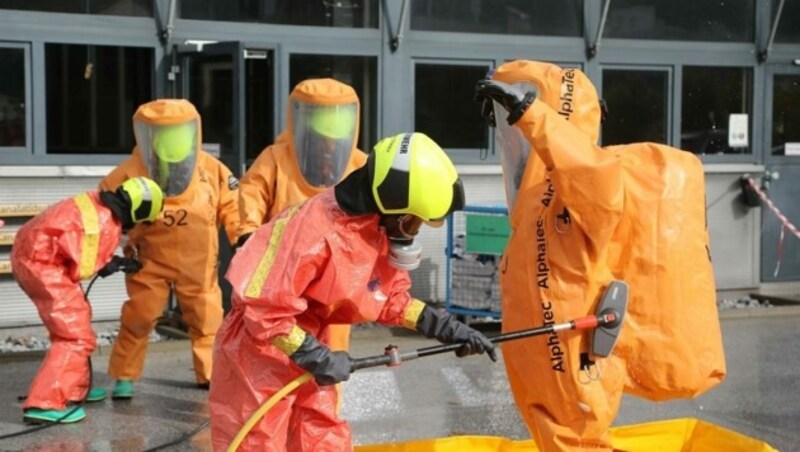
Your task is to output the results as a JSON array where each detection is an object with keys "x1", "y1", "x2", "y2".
[
  {"x1": 0, "y1": 41, "x2": 32, "y2": 155},
  {"x1": 588, "y1": 41, "x2": 763, "y2": 164},
  {"x1": 599, "y1": 64, "x2": 673, "y2": 147},
  {"x1": 0, "y1": 10, "x2": 161, "y2": 165},
  {"x1": 412, "y1": 57, "x2": 495, "y2": 164},
  {"x1": 764, "y1": 63, "x2": 800, "y2": 164},
  {"x1": 678, "y1": 64, "x2": 757, "y2": 159}
]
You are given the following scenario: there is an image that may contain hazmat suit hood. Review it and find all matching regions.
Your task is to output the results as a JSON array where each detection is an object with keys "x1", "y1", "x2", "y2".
[
  {"x1": 133, "y1": 99, "x2": 201, "y2": 197},
  {"x1": 491, "y1": 61, "x2": 601, "y2": 210},
  {"x1": 288, "y1": 78, "x2": 360, "y2": 189}
]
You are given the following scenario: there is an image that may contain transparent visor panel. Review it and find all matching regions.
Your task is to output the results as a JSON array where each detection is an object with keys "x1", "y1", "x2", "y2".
[
  {"x1": 291, "y1": 101, "x2": 357, "y2": 188},
  {"x1": 134, "y1": 119, "x2": 198, "y2": 196},
  {"x1": 493, "y1": 82, "x2": 537, "y2": 211}
]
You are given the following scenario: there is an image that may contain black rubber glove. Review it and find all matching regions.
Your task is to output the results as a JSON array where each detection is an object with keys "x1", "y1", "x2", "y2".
[
  {"x1": 97, "y1": 256, "x2": 141, "y2": 278},
  {"x1": 290, "y1": 333, "x2": 353, "y2": 386},
  {"x1": 235, "y1": 232, "x2": 252, "y2": 250},
  {"x1": 117, "y1": 257, "x2": 142, "y2": 274},
  {"x1": 415, "y1": 306, "x2": 498, "y2": 362},
  {"x1": 474, "y1": 79, "x2": 537, "y2": 126}
]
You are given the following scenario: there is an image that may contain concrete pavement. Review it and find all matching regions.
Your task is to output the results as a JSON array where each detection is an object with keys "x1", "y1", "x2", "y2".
[{"x1": 1, "y1": 312, "x2": 798, "y2": 451}]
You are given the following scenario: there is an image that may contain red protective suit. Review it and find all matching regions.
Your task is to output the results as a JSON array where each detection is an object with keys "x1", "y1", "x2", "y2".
[
  {"x1": 100, "y1": 149, "x2": 239, "y2": 384},
  {"x1": 12, "y1": 191, "x2": 122, "y2": 410},
  {"x1": 210, "y1": 190, "x2": 422, "y2": 452}
]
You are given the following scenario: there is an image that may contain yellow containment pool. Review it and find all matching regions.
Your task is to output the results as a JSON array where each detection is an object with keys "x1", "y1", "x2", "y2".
[{"x1": 355, "y1": 418, "x2": 776, "y2": 452}]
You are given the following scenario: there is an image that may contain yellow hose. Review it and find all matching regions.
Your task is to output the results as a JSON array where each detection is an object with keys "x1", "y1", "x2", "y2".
[{"x1": 226, "y1": 373, "x2": 314, "y2": 452}]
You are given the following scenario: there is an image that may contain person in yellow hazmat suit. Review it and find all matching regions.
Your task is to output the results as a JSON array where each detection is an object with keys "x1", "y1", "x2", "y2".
[
  {"x1": 474, "y1": 62, "x2": 627, "y2": 451},
  {"x1": 474, "y1": 61, "x2": 725, "y2": 451},
  {"x1": 100, "y1": 99, "x2": 240, "y2": 398},
  {"x1": 236, "y1": 78, "x2": 367, "y2": 354}
]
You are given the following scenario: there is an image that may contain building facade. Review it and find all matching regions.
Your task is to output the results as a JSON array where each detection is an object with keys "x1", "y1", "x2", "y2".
[{"x1": 1, "y1": 0, "x2": 799, "y2": 326}]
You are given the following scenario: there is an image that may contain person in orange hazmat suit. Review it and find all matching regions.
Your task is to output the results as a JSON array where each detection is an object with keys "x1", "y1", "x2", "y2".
[
  {"x1": 237, "y1": 78, "x2": 367, "y2": 354},
  {"x1": 475, "y1": 61, "x2": 724, "y2": 451},
  {"x1": 99, "y1": 99, "x2": 240, "y2": 398},
  {"x1": 474, "y1": 62, "x2": 628, "y2": 451},
  {"x1": 12, "y1": 177, "x2": 164, "y2": 423},
  {"x1": 209, "y1": 132, "x2": 497, "y2": 452},
  {"x1": 480, "y1": 62, "x2": 724, "y2": 402}
]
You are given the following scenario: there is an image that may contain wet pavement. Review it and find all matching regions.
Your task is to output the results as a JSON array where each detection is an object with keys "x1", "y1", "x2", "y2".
[{"x1": 1, "y1": 312, "x2": 798, "y2": 451}]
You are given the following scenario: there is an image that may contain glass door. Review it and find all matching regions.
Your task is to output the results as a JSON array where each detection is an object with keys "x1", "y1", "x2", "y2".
[
  {"x1": 173, "y1": 42, "x2": 275, "y2": 311},
  {"x1": 175, "y1": 42, "x2": 275, "y2": 176}
]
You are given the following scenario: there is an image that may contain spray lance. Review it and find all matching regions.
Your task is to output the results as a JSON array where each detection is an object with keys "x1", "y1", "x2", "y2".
[
  {"x1": 228, "y1": 280, "x2": 628, "y2": 451},
  {"x1": 352, "y1": 280, "x2": 627, "y2": 371}
]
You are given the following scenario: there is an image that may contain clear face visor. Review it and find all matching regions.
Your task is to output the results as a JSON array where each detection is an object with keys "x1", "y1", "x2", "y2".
[
  {"x1": 291, "y1": 101, "x2": 357, "y2": 188},
  {"x1": 493, "y1": 82, "x2": 536, "y2": 211},
  {"x1": 134, "y1": 119, "x2": 198, "y2": 196}
]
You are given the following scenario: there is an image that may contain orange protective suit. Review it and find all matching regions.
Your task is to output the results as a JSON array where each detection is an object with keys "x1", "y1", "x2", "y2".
[
  {"x1": 210, "y1": 191, "x2": 422, "y2": 452},
  {"x1": 238, "y1": 79, "x2": 367, "y2": 353},
  {"x1": 490, "y1": 61, "x2": 724, "y2": 450},
  {"x1": 12, "y1": 191, "x2": 122, "y2": 410},
  {"x1": 101, "y1": 100, "x2": 239, "y2": 384},
  {"x1": 607, "y1": 143, "x2": 725, "y2": 401},
  {"x1": 492, "y1": 62, "x2": 626, "y2": 451}
]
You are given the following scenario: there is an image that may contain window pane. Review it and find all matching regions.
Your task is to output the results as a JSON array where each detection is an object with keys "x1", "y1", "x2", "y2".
[
  {"x1": 415, "y1": 64, "x2": 488, "y2": 150},
  {"x1": 1, "y1": 0, "x2": 152, "y2": 16},
  {"x1": 602, "y1": 69, "x2": 667, "y2": 146},
  {"x1": 187, "y1": 52, "x2": 277, "y2": 169},
  {"x1": 776, "y1": 0, "x2": 800, "y2": 43},
  {"x1": 0, "y1": 48, "x2": 26, "y2": 147},
  {"x1": 681, "y1": 67, "x2": 752, "y2": 155},
  {"x1": 188, "y1": 54, "x2": 234, "y2": 165},
  {"x1": 606, "y1": 0, "x2": 754, "y2": 42},
  {"x1": 46, "y1": 44, "x2": 153, "y2": 154},
  {"x1": 181, "y1": 0, "x2": 378, "y2": 28},
  {"x1": 245, "y1": 57, "x2": 275, "y2": 166},
  {"x1": 772, "y1": 75, "x2": 800, "y2": 156},
  {"x1": 290, "y1": 55, "x2": 378, "y2": 152},
  {"x1": 411, "y1": 0, "x2": 582, "y2": 36}
]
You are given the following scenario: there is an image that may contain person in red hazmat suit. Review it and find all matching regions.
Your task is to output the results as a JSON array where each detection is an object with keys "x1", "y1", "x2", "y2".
[
  {"x1": 100, "y1": 99, "x2": 240, "y2": 399},
  {"x1": 474, "y1": 61, "x2": 724, "y2": 451},
  {"x1": 474, "y1": 62, "x2": 628, "y2": 451},
  {"x1": 237, "y1": 78, "x2": 368, "y2": 355},
  {"x1": 12, "y1": 177, "x2": 164, "y2": 423},
  {"x1": 209, "y1": 132, "x2": 497, "y2": 451}
]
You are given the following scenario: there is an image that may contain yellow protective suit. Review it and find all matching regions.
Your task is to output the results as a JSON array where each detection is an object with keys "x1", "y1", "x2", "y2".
[
  {"x1": 101, "y1": 100, "x2": 239, "y2": 384},
  {"x1": 238, "y1": 78, "x2": 367, "y2": 353}
]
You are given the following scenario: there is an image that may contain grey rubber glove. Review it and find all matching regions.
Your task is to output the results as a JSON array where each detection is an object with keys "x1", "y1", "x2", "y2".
[
  {"x1": 415, "y1": 306, "x2": 498, "y2": 362},
  {"x1": 474, "y1": 79, "x2": 537, "y2": 126},
  {"x1": 290, "y1": 333, "x2": 353, "y2": 386}
]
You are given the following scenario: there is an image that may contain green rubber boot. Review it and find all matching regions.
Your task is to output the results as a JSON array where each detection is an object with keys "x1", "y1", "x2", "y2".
[
  {"x1": 86, "y1": 388, "x2": 107, "y2": 402},
  {"x1": 112, "y1": 380, "x2": 134, "y2": 400},
  {"x1": 23, "y1": 406, "x2": 86, "y2": 424}
]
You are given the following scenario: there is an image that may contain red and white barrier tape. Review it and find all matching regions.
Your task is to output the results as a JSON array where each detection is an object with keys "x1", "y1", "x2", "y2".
[{"x1": 746, "y1": 177, "x2": 799, "y2": 277}]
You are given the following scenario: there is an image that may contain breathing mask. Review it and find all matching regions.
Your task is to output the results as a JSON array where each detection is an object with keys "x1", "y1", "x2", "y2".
[{"x1": 384, "y1": 214, "x2": 429, "y2": 271}]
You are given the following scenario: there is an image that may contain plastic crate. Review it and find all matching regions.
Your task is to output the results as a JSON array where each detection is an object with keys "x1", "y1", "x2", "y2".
[
  {"x1": 465, "y1": 212, "x2": 510, "y2": 255},
  {"x1": 445, "y1": 205, "x2": 509, "y2": 319}
]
